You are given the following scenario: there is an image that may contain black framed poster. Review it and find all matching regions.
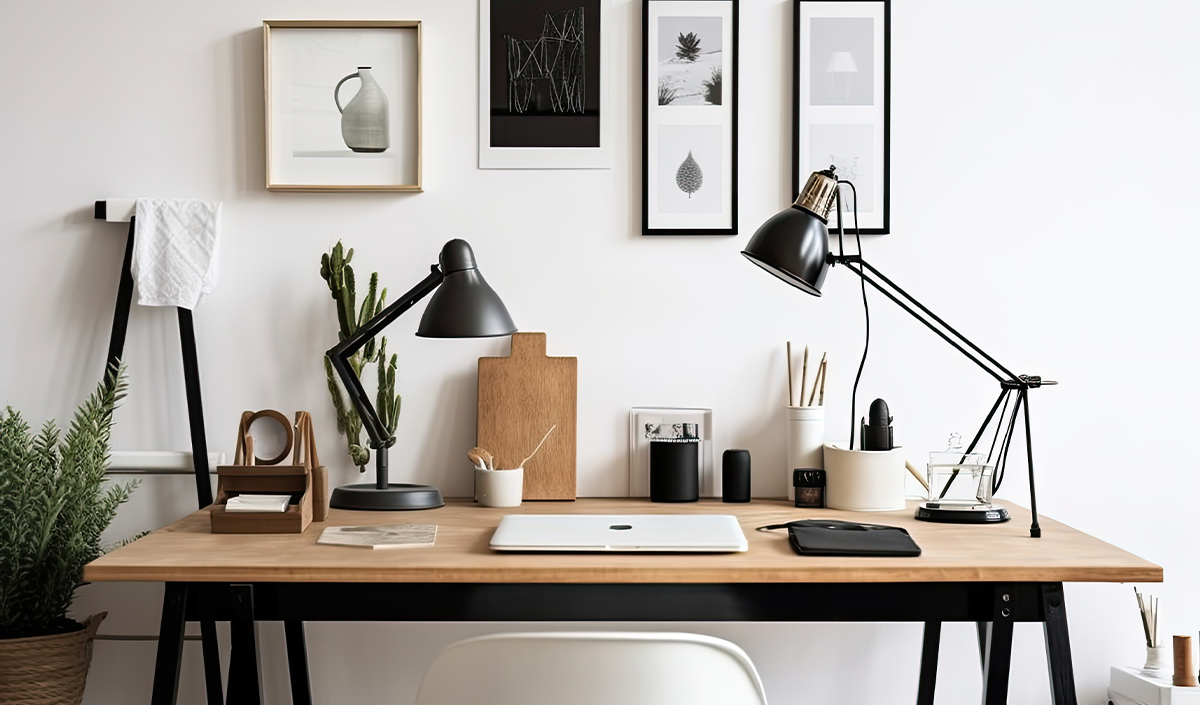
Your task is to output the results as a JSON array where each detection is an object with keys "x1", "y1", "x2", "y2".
[
  {"x1": 794, "y1": 0, "x2": 890, "y2": 234},
  {"x1": 642, "y1": 0, "x2": 739, "y2": 235}
]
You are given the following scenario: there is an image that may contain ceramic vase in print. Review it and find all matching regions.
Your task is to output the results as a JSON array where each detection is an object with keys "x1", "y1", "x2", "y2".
[{"x1": 335, "y1": 67, "x2": 390, "y2": 153}]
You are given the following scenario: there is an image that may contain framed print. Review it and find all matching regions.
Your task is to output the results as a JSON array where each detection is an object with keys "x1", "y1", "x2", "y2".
[
  {"x1": 794, "y1": 0, "x2": 889, "y2": 233},
  {"x1": 642, "y1": 0, "x2": 739, "y2": 236},
  {"x1": 479, "y1": 0, "x2": 612, "y2": 169},
  {"x1": 264, "y1": 21, "x2": 422, "y2": 192}
]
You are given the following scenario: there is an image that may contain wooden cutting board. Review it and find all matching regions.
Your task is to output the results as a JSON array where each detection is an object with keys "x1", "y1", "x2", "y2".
[{"x1": 478, "y1": 332, "x2": 577, "y2": 500}]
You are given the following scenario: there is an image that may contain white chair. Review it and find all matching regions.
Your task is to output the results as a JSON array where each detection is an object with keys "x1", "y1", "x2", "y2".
[{"x1": 413, "y1": 631, "x2": 769, "y2": 705}]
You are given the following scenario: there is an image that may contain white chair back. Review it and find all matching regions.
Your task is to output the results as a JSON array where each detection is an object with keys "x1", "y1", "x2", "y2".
[{"x1": 414, "y1": 631, "x2": 768, "y2": 705}]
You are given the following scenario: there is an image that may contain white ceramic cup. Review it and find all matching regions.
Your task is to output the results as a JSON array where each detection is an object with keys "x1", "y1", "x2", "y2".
[
  {"x1": 786, "y1": 406, "x2": 825, "y2": 501},
  {"x1": 475, "y1": 467, "x2": 524, "y2": 508},
  {"x1": 823, "y1": 443, "x2": 906, "y2": 511}
]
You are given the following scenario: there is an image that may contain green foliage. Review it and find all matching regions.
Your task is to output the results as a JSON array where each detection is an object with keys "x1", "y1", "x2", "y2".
[
  {"x1": 702, "y1": 67, "x2": 722, "y2": 105},
  {"x1": 675, "y1": 32, "x2": 701, "y2": 62},
  {"x1": 320, "y1": 241, "x2": 401, "y2": 471},
  {"x1": 0, "y1": 365, "x2": 137, "y2": 639},
  {"x1": 657, "y1": 78, "x2": 678, "y2": 106}
]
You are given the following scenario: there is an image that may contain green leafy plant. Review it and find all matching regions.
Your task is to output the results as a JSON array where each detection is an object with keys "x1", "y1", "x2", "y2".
[
  {"x1": 702, "y1": 67, "x2": 722, "y2": 105},
  {"x1": 0, "y1": 365, "x2": 137, "y2": 639},
  {"x1": 320, "y1": 242, "x2": 401, "y2": 472},
  {"x1": 657, "y1": 78, "x2": 678, "y2": 105},
  {"x1": 675, "y1": 31, "x2": 702, "y2": 62}
]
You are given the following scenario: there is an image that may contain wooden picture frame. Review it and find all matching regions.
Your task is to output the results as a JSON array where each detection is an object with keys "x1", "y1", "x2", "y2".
[
  {"x1": 793, "y1": 0, "x2": 889, "y2": 233},
  {"x1": 642, "y1": 0, "x2": 739, "y2": 235},
  {"x1": 264, "y1": 20, "x2": 422, "y2": 192}
]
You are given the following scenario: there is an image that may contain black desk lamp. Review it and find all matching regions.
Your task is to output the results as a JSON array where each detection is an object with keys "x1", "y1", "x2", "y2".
[
  {"x1": 743, "y1": 169, "x2": 1054, "y2": 537},
  {"x1": 327, "y1": 239, "x2": 516, "y2": 511}
]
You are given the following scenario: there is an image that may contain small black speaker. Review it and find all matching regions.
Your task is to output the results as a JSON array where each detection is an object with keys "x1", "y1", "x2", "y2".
[
  {"x1": 650, "y1": 441, "x2": 700, "y2": 502},
  {"x1": 722, "y1": 449, "x2": 751, "y2": 503}
]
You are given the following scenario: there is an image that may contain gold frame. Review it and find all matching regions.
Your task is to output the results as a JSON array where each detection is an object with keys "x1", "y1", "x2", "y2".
[{"x1": 263, "y1": 20, "x2": 423, "y2": 192}]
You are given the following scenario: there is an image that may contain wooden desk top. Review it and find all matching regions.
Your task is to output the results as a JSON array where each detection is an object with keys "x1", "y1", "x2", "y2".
[{"x1": 84, "y1": 499, "x2": 1161, "y2": 585}]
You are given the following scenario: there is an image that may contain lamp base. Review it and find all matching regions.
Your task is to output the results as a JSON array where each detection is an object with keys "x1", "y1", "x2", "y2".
[
  {"x1": 329, "y1": 482, "x2": 445, "y2": 511},
  {"x1": 915, "y1": 502, "x2": 1010, "y2": 524}
]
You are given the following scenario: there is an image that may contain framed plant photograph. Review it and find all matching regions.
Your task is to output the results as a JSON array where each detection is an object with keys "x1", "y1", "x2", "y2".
[
  {"x1": 794, "y1": 0, "x2": 889, "y2": 233},
  {"x1": 479, "y1": 0, "x2": 612, "y2": 169},
  {"x1": 264, "y1": 21, "x2": 422, "y2": 192},
  {"x1": 642, "y1": 0, "x2": 738, "y2": 236}
]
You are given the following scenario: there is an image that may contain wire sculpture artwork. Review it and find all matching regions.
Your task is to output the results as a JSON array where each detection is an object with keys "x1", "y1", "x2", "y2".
[{"x1": 506, "y1": 8, "x2": 586, "y2": 114}]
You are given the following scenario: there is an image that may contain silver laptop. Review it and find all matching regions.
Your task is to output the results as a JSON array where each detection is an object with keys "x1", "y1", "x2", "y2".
[{"x1": 489, "y1": 514, "x2": 748, "y2": 553}]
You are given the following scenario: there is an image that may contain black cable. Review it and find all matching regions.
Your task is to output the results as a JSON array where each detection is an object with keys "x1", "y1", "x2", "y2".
[
  {"x1": 992, "y1": 392, "x2": 1023, "y2": 495},
  {"x1": 984, "y1": 391, "x2": 1013, "y2": 465},
  {"x1": 840, "y1": 180, "x2": 869, "y2": 450}
]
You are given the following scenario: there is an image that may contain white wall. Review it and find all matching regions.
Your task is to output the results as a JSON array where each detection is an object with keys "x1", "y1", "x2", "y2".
[{"x1": 2, "y1": 0, "x2": 1196, "y2": 702}]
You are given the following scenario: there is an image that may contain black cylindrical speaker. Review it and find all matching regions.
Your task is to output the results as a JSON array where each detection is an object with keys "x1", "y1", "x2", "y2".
[
  {"x1": 650, "y1": 441, "x2": 699, "y2": 502},
  {"x1": 722, "y1": 449, "x2": 751, "y2": 503}
]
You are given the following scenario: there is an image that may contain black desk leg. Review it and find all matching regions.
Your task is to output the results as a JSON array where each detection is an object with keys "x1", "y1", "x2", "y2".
[
  {"x1": 1042, "y1": 582, "x2": 1077, "y2": 705},
  {"x1": 226, "y1": 585, "x2": 263, "y2": 705},
  {"x1": 977, "y1": 622, "x2": 988, "y2": 669},
  {"x1": 284, "y1": 621, "x2": 313, "y2": 705},
  {"x1": 917, "y1": 621, "x2": 941, "y2": 705},
  {"x1": 151, "y1": 583, "x2": 188, "y2": 705},
  {"x1": 200, "y1": 619, "x2": 224, "y2": 705},
  {"x1": 981, "y1": 585, "x2": 1015, "y2": 705}
]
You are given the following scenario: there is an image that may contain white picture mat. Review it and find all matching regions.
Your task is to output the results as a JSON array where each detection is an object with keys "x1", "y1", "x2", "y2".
[
  {"x1": 797, "y1": 2, "x2": 885, "y2": 230},
  {"x1": 478, "y1": 0, "x2": 612, "y2": 169},
  {"x1": 627, "y1": 408, "x2": 717, "y2": 498},
  {"x1": 267, "y1": 26, "x2": 420, "y2": 188},
  {"x1": 646, "y1": 1, "x2": 735, "y2": 230}
]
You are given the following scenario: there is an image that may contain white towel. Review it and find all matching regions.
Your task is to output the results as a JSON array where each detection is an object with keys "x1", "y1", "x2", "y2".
[{"x1": 132, "y1": 198, "x2": 221, "y2": 308}]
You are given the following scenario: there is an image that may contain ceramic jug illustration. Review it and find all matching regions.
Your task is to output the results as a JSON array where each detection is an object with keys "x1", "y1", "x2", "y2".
[{"x1": 335, "y1": 67, "x2": 389, "y2": 153}]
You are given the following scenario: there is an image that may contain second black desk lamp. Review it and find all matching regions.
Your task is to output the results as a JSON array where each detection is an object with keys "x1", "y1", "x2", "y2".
[{"x1": 326, "y1": 239, "x2": 516, "y2": 511}]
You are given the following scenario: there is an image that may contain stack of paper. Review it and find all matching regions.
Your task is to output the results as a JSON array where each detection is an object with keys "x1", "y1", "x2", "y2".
[
  {"x1": 318, "y1": 524, "x2": 437, "y2": 549},
  {"x1": 224, "y1": 494, "x2": 291, "y2": 513}
]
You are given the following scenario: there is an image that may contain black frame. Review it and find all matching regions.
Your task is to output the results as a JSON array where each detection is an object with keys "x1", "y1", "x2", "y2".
[
  {"x1": 642, "y1": 0, "x2": 739, "y2": 236},
  {"x1": 149, "y1": 580, "x2": 1078, "y2": 705},
  {"x1": 792, "y1": 0, "x2": 890, "y2": 234}
]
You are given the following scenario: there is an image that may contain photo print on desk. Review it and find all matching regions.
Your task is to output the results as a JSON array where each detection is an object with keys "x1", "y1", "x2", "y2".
[
  {"x1": 794, "y1": 0, "x2": 889, "y2": 232},
  {"x1": 264, "y1": 21, "x2": 422, "y2": 191},
  {"x1": 479, "y1": 0, "x2": 612, "y2": 168},
  {"x1": 643, "y1": 0, "x2": 738, "y2": 235}
]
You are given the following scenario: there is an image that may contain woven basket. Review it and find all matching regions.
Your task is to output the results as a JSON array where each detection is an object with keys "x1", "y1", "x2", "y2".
[{"x1": 0, "y1": 613, "x2": 106, "y2": 705}]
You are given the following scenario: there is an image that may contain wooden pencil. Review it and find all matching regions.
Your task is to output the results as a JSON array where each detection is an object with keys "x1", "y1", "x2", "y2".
[
  {"x1": 818, "y1": 358, "x2": 827, "y2": 406},
  {"x1": 807, "y1": 352, "x2": 827, "y2": 406},
  {"x1": 786, "y1": 342, "x2": 794, "y2": 407},
  {"x1": 801, "y1": 346, "x2": 809, "y2": 407}
]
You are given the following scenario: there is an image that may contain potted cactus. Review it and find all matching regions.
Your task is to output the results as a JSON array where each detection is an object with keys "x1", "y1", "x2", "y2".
[
  {"x1": 320, "y1": 241, "x2": 402, "y2": 473},
  {"x1": 0, "y1": 367, "x2": 137, "y2": 705}
]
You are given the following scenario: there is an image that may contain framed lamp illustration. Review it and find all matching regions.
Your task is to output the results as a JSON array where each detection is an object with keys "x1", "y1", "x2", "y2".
[
  {"x1": 642, "y1": 0, "x2": 739, "y2": 235},
  {"x1": 265, "y1": 21, "x2": 422, "y2": 192},
  {"x1": 793, "y1": 0, "x2": 889, "y2": 233}
]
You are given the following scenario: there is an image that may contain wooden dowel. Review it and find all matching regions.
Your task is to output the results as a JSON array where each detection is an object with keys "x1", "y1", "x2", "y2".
[
  {"x1": 807, "y1": 354, "x2": 827, "y2": 406},
  {"x1": 801, "y1": 346, "x2": 809, "y2": 407},
  {"x1": 1174, "y1": 635, "x2": 1198, "y2": 686},
  {"x1": 818, "y1": 359, "x2": 827, "y2": 406}
]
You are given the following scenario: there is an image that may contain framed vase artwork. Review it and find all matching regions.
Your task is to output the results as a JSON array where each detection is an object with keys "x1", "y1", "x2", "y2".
[
  {"x1": 642, "y1": 0, "x2": 738, "y2": 236},
  {"x1": 794, "y1": 0, "x2": 889, "y2": 233},
  {"x1": 478, "y1": 0, "x2": 612, "y2": 169},
  {"x1": 264, "y1": 21, "x2": 422, "y2": 192}
]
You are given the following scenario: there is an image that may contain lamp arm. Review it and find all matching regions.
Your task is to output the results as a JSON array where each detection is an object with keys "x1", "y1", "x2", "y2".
[
  {"x1": 327, "y1": 266, "x2": 444, "y2": 449},
  {"x1": 829, "y1": 253, "x2": 1017, "y2": 386}
]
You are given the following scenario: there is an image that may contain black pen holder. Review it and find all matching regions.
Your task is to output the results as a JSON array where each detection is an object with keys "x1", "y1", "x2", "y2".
[{"x1": 650, "y1": 439, "x2": 700, "y2": 502}]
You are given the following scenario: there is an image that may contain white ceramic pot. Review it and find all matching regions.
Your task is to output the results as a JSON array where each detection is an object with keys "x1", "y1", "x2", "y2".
[
  {"x1": 475, "y1": 467, "x2": 524, "y2": 508},
  {"x1": 335, "y1": 67, "x2": 390, "y2": 153},
  {"x1": 823, "y1": 444, "x2": 906, "y2": 511},
  {"x1": 786, "y1": 406, "x2": 824, "y2": 501}
]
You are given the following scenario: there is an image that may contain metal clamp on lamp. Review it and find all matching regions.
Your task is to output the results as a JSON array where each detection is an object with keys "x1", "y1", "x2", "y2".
[
  {"x1": 743, "y1": 168, "x2": 1055, "y2": 537},
  {"x1": 327, "y1": 239, "x2": 516, "y2": 511}
]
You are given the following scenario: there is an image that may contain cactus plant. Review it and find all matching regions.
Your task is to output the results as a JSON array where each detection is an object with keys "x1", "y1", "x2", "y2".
[{"x1": 319, "y1": 241, "x2": 402, "y2": 472}]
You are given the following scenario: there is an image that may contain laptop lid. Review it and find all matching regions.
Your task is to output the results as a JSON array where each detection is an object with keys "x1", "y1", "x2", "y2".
[{"x1": 489, "y1": 514, "x2": 749, "y2": 553}]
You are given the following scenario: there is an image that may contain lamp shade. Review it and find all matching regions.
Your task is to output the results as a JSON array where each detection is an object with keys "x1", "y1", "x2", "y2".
[
  {"x1": 416, "y1": 239, "x2": 517, "y2": 338},
  {"x1": 741, "y1": 170, "x2": 837, "y2": 296},
  {"x1": 826, "y1": 51, "x2": 858, "y2": 73}
]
